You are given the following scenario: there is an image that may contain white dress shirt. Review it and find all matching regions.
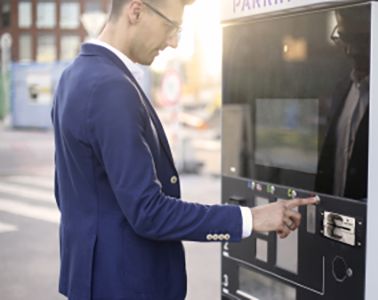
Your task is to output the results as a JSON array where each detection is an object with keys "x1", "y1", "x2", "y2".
[{"x1": 85, "y1": 39, "x2": 253, "y2": 239}]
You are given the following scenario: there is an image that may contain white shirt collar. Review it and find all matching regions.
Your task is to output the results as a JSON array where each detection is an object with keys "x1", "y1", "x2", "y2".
[{"x1": 86, "y1": 39, "x2": 145, "y2": 85}]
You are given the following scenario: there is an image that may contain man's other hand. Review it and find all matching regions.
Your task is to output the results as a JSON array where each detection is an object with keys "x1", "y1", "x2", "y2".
[{"x1": 251, "y1": 197, "x2": 320, "y2": 239}]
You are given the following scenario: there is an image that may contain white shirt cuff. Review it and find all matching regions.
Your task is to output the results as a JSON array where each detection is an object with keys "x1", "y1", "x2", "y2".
[{"x1": 240, "y1": 206, "x2": 253, "y2": 238}]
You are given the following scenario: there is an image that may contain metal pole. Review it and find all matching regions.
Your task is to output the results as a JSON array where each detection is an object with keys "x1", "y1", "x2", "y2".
[{"x1": 1, "y1": 33, "x2": 12, "y2": 122}]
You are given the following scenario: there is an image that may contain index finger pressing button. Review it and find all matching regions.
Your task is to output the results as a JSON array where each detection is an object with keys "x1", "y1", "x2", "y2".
[{"x1": 287, "y1": 197, "x2": 319, "y2": 209}]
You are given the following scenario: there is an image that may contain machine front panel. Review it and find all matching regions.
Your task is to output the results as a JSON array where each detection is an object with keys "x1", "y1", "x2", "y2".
[
  {"x1": 221, "y1": 177, "x2": 366, "y2": 300},
  {"x1": 221, "y1": 2, "x2": 371, "y2": 299}
]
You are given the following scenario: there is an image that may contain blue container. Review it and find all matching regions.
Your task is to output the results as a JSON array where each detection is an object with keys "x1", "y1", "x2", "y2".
[{"x1": 11, "y1": 62, "x2": 69, "y2": 129}]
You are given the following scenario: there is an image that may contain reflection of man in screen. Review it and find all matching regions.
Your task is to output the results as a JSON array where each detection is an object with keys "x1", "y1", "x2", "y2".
[{"x1": 316, "y1": 6, "x2": 370, "y2": 200}]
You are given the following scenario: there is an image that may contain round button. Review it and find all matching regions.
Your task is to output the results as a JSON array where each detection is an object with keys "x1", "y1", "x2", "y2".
[
  {"x1": 224, "y1": 234, "x2": 230, "y2": 240},
  {"x1": 206, "y1": 234, "x2": 213, "y2": 241},
  {"x1": 170, "y1": 176, "x2": 178, "y2": 184}
]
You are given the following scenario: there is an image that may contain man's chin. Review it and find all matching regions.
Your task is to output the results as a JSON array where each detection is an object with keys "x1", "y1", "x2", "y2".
[
  {"x1": 139, "y1": 57, "x2": 154, "y2": 66},
  {"x1": 140, "y1": 52, "x2": 159, "y2": 66},
  {"x1": 353, "y1": 69, "x2": 369, "y2": 81}
]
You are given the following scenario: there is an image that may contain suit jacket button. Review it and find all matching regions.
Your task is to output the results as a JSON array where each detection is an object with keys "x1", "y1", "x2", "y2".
[
  {"x1": 225, "y1": 234, "x2": 230, "y2": 240},
  {"x1": 170, "y1": 176, "x2": 178, "y2": 184},
  {"x1": 206, "y1": 234, "x2": 213, "y2": 241}
]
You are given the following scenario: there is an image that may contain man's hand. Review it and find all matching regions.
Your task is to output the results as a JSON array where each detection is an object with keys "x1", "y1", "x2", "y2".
[{"x1": 251, "y1": 197, "x2": 319, "y2": 239}]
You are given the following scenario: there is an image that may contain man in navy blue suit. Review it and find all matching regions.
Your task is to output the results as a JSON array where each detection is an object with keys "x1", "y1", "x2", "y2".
[
  {"x1": 316, "y1": 6, "x2": 370, "y2": 200},
  {"x1": 52, "y1": 0, "x2": 318, "y2": 299}
]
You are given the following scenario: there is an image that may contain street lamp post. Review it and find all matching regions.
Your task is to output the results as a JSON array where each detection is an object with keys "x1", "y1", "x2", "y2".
[{"x1": 0, "y1": 33, "x2": 12, "y2": 122}]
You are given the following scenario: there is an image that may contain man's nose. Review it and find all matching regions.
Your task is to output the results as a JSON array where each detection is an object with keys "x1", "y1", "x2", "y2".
[{"x1": 167, "y1": 35, "x2": 179, "y2": 49}]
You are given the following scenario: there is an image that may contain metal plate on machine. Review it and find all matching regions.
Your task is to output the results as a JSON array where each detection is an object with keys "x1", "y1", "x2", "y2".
[{"x1": 322, "y1": 211, "x2": 356, "y2": 246}]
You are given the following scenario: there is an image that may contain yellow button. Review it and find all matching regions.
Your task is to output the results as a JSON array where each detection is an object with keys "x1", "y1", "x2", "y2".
[{"x1": 170, "y1": 176, "x2": 178, "y2": 184}]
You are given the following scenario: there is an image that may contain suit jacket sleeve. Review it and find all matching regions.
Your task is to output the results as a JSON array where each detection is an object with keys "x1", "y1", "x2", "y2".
[{"x1": 86, "y1": 75, "x2": 243, "y2": 242}]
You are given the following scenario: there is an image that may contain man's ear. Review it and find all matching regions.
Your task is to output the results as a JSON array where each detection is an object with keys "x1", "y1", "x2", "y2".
[{"x1": 126, "y1": 0, "x2": 144, "y2": 24}]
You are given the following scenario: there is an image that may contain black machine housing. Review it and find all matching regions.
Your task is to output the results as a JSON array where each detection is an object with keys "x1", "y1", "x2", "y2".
[{"x1": 221, "y1": 2, "x2": 372, "y2": 299}]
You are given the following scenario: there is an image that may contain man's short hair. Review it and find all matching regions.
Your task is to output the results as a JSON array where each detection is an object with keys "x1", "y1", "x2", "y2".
[
  {"x1": 336, "y1": 5, "x2": 371, "y2": 25},
  {"x1": 110, "y1": 0, "x2": 195, "y2": 20}
]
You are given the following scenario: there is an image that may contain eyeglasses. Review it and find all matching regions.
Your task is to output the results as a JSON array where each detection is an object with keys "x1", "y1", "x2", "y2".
[
  {"x1": 330, "y1": 25, "x2": 370, "y2": 48},
  {"x1": 142, "y1": 1, "x2": 182, "y2": 38}
]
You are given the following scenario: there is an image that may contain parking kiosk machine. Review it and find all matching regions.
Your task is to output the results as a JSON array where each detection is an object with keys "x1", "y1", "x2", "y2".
[{"x1": 220, "y1": 0, "x2": 378, "y2": 299}]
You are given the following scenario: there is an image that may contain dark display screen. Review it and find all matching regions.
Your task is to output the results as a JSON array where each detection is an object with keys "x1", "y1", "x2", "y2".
[
  {"x1": 255, "y1": 98, "x2": 318, "y2": 174},
  {"x1": 222, "y1": 4, "x2": 370, "y2": 201}
]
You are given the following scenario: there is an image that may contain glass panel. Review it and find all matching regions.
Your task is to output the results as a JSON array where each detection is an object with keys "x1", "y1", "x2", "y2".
[
  {"x1": 255, "y1": 196, "x2": 269, "y2": 207},
  {"x1": 306, "y1": 204, "x2": 317, "y2": 234},
  {"x1": 255, "y1": 196, "x2": 269, "y2": 236},
  {"x1": 238, "y1": 267, "x2": 296, "y2": 300},
  {"x1": 60, "y1": 35, "x2": 81, "y2": 61},
  {"x1": 1, "y1": 0, "x2": 11, "y2": 27},
  {"x1": 37, "y1": 2, "x2": 56, "y2": 28},
  {"x1": 37, "y1": 34, "x2": 56, "y2": 62},
  {"x1": 256, "y1": 238, "x2": 268, "y2": 262},
  {"x1": 222, "y1": 4, "x2": 370, "y2": 201},
  {"x1": 60, "y1": 2, "x2": 80, "y2": 29},
  {"x1": 18, "y1": 1, "x2": 32, "y2": 28},
  {"x1": 19, "y1": 34, "x2": 33, "y2": 62}
]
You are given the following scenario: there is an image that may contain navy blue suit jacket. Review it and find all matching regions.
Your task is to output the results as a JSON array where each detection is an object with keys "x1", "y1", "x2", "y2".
[
  {"x1": 52, "y1": 44, "x2": 243, "y2": 300},
  {"x1": 316, "y1": 77, "x2": 368, "y2": 200}
]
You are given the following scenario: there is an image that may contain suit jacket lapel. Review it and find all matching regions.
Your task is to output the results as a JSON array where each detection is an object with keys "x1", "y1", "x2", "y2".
[
  {"x1": 80, "y1": 44, "x2": 177, "y2": 171},
  {"x1": 126, "y1": 73, "x2": 177, "y2": 172}
]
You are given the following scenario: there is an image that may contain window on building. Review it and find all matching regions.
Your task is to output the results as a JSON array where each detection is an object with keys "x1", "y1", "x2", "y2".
[
  {"x1": 37, "y1": 1, "x2": 56, "y2": 29},
  {"x1": 1, "y1": 0, "x2": 11, "y2": 28},
  {"x1": 19, "y1": 34, "x2": 33, "y2": 62},
  {"x1": 37, "y1": 34, "x2": 56, "y2": 62},
  {"x1": 85, "y1": 0, "x2": 103, "y2": 13},
  {"x1": 60, "y1": 1, "x2": 80, "y2": 29},
  {"x1": 18, "y1": 1, "x2": 32, "y2": 28},
  {"x1": 60, "y1": 35, "x2": 81, "y2": 61}
]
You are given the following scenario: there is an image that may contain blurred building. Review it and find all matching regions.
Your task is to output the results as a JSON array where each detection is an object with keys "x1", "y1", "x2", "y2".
[{"x1": 0, "y1": 0, "x2": 111, "y2": 63}]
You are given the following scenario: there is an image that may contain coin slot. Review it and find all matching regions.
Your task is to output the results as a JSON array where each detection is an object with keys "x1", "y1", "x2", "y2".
[{"x1": 323, "y1": 211, "x2": 356, "y2": 246}]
